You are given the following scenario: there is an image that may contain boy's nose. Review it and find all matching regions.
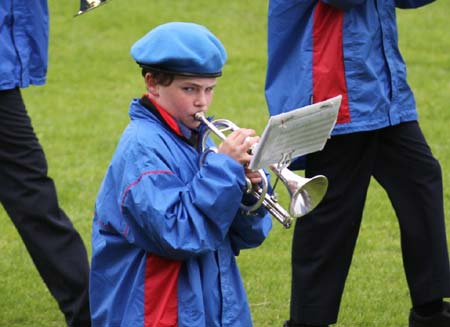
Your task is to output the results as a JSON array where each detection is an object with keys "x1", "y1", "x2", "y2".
[{"x1": 195, "y1": 92, "x2": 208, "y2": 106}]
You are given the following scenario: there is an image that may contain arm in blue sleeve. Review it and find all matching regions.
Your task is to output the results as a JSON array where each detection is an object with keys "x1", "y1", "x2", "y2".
[
  {"x1": 229, "y1": 208, "x2": 272, "y2": 256},
  {"x1": 228, "y1": 169, "x2": 273, "y2": 254},
  {"x1": 120, "y1": 149, "x2": 247, "y2": 260}
]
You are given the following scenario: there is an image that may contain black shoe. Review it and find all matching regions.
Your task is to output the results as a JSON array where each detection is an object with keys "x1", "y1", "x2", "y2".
[
  {"x1": 409, "y1": 301, "x2": 450, "y2": 327},
  {"x1": 283, "y1": 320, "x2": 329, "y2": 327}
]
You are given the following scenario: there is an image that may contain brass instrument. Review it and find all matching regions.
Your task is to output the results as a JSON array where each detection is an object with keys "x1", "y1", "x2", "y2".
[
  {"x1": 195, "y1": 112, "x2": 328, "y2": 229},
  {"x1": 75, "y1": 0, "x2": 110, "y2": 16}
]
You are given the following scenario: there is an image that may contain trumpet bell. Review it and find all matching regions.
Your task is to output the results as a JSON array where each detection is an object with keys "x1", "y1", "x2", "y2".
[
  {"x1": 270, "y1": 166, "x2": 328, "y2": 218},
  {"x1": 76, "y1": 0, "x2": 109, "y2": 16},
  {"x1": 289, "y1": 175, "x2": 328, "y2": 217}
]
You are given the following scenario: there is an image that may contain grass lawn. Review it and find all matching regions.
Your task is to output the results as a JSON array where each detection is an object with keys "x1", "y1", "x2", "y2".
[{"x1": 0, "y1": 1, "x2": 448, "y2": 326}]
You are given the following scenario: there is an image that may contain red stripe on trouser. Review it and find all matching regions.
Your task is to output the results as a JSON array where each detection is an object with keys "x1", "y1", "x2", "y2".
[
  {"x1": 313, "y1": 2, "x2": 350, "y2": 124},
  {"x1": 144, "y1": 254, "x2": 182, "y2": 327}
]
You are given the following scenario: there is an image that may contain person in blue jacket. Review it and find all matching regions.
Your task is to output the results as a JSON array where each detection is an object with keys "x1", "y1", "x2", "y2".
[
  {"x1": 265, "y1": 0, "x2": 450, "y2": 326},
  {"x1": 0, "y1": 1, "x2": 91, "y2": 326},
  {"x1": 89, "y1": 22, "x2": 272, "y2": 327}
]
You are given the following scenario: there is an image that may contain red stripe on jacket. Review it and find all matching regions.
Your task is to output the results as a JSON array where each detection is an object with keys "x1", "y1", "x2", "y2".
[
  {"x1": 121, "y1": 170, "x2": 174, "y2": 209},
  {"x1": 313, "y1": 2, "x2": 350, "y2": 124},
  {"x1": 144, "y1": 254, "x2": 182, "y2": 327}
]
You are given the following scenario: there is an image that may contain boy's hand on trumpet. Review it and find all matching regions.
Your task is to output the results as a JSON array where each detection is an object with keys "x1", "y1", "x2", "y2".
[
  {"x1": 218, "y1": 128, "x2": 261, "y2": 184},
  {"x1": 243, "y1": 168, "x2": 262, "y2": 185}
]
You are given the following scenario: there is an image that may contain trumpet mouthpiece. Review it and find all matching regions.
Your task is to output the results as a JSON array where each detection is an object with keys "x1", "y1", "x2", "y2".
[{"x1": 194, "y1": 112, "x2": 206, "y2": 121}]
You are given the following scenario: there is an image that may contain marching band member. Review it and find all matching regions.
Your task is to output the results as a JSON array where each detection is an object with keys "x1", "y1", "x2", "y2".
[
  {"x1": 0, "y1": 1, "x2": 91, "y2": 325},
  {"x1": 265, "y1": 0, "x2": 450, "y2": 326},
  {"x1": 89, "y1": 22, "x2": 272, "y2": 327}
]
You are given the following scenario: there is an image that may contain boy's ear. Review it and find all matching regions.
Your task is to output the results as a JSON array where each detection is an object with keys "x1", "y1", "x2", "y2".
[{"x1": 145, "y1": 73, "x2": 159, "y2": 97}]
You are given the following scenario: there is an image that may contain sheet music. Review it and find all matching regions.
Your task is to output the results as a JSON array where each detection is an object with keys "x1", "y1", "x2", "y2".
[{"x1": 249, "y1": 95, "x2": 342, "y2": 170}]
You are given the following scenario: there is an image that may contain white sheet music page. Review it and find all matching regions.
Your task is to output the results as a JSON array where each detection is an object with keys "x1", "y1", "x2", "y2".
[{"x1": 249, "y1": 95, "x2": 342, "y2": 170}]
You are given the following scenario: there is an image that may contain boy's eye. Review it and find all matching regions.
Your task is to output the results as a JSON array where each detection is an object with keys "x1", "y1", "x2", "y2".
[{"x1": 182, "y1": 86, "x2": 196, "y2": 92}]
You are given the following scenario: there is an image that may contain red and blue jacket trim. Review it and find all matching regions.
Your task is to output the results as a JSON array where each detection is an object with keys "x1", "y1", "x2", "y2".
[{"x1": 265, "y1": 0, "x2": 433, "y2": 136}]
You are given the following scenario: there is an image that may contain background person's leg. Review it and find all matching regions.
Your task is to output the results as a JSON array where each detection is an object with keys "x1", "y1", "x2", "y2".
[
  {"x1": 373, "y1": 122, "x2": 450, "y2": 327},
  {"x1": 289, "y1": 132, "x2": 377, "y2": 325},
  {"x1": 0, "y1": 88, "x2": 91, "y2": 327}
]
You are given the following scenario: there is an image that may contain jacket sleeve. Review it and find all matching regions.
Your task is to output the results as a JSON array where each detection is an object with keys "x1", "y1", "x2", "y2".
[
  {"x1": 119, "y1": 144, "x2": 248, "y2": 260},
  {"x1": 395, "y1": 0, "x2": 435, "y2": 8},
  {"x1": 228, "y1": 207, "x2": 272, "y2": 255},
  {"x1": 228, "y1": 169, "x2": 273, "y2": 254}
]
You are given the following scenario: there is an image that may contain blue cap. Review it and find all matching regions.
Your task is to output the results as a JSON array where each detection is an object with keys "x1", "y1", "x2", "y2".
[{"x1": 131, "y1": 22, "x2": 227, "y2": 77}]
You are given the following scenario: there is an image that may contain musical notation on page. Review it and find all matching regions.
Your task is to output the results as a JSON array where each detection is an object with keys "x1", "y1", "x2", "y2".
[{"x1": 249, "y1": 95, "x2": 342, "y2": 170}]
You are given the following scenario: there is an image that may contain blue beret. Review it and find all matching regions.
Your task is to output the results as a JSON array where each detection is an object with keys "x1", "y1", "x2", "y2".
[{"x1": 131, "y1": 22, "x2": 227, "y2": 77}]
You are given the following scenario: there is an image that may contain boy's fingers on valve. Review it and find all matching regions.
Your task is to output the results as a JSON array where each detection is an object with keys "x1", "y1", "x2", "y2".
[
  {"x1": 245, "y1": 169, "x2": 262, "y2": 184},
  {"x1": 229, "y1": 128, "x2": 255, "y2": 145},
  {"x1": 218, "y1": 129, "x2": 257, "y2": 164},
  {"x1": 232, "y1": 129, "x2": 258, "y2": 154}
]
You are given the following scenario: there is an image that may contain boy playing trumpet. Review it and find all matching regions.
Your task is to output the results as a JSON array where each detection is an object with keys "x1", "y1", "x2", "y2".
[{"x1": 89, "y1": 22, "x2": 272, "y2": 327}]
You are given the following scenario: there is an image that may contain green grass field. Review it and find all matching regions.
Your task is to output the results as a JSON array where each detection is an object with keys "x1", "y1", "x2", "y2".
[{"x1": 0, "y1": 1, "x2": 449, "y2": 326}]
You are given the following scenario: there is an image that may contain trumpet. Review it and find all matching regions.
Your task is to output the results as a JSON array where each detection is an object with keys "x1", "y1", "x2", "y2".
[
  {"x1": 75, "y1": 0, "x2": 110, "y2": 16},
  {"x1": 195, "y1": 112, "x2": 328, "y2": 229}
]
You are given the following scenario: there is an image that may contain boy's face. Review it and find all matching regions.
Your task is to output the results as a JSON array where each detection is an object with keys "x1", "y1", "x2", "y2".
[{"x1": 148, "y1": 76, "x2": 217, "y2": 129}]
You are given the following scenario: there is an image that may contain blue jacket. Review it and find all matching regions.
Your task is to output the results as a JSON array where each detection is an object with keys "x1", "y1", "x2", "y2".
[
  {"x1": 0, "y1": 0, "x2": 49, "y2": 90},
  {"x1": 90, "y1": 98, "x2": 272, "y2": 327},
  {"x1": 265, "y1": 0, "x2": 435, "y2": 136}
]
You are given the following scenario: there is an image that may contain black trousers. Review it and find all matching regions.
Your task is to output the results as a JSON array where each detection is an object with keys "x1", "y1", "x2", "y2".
[
  {"x1": 0, "y1": 88, "x2": 91, "y2": 327},
  {"x1": 290, "y1": 121, "x2": 450, "y2": 325}
]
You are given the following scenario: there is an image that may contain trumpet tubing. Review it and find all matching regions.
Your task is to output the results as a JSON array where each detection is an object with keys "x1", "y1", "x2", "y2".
[{"x1": 194, "y1": 112, "x2": 328, "y2": 229}]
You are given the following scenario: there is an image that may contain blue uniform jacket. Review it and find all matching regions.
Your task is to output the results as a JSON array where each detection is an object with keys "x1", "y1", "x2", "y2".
[
  {"x1": 0, "y1": 0, "x2": 49, "y2": 90},
  {"x1": 265, "y1": 0, "x2": 435, "y2": 136},
  {"x1": 90, "y1": 98, "x2": 272, "y2": 327}
]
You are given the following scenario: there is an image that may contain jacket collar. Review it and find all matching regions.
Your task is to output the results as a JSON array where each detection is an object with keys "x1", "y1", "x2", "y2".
[{"x1": 138, "y1": 95, "x2": 199, "y2": 147}]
